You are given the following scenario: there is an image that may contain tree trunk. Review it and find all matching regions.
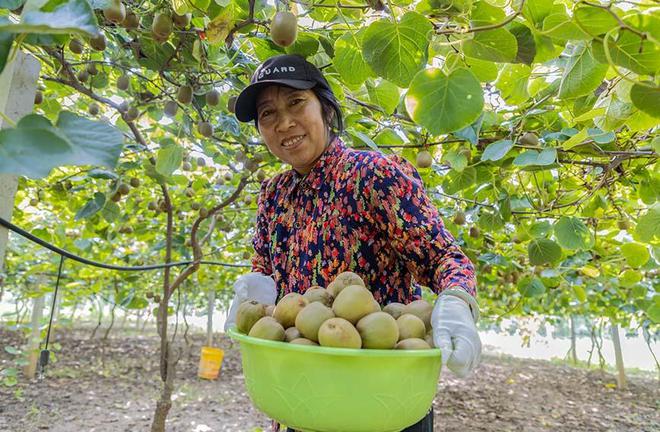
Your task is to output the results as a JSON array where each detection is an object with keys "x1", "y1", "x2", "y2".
[
  {"x1": 89, "y1": 298, "x2": 104, "y2": 340},
  {"x1": 69, "y1": 301, "x2": 78, "y2": 326},
  {"x1": 23, "y1": 295, "x2": 44, "y2": 380},
  {"x1": 611, "y1": 324, "x2": 627, "y2": 389},
  {"x1": 103, "y1": 300, "x2": 116, "y2": 340},
  {"x1": 207, "y1": 288, "x2": 215, "y2": 347},
  {"x1": 103, "y1": 278, "x2": 119, "y2": 340},
  {"x1": 135, "y1": 309, "x2": 143, "y2": 332},
  {"x1": 570, "y1": 315, "x2": 578, "y2": 365}
]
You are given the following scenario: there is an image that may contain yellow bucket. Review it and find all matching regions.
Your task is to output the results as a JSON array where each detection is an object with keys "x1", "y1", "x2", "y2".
[{"x1": 197, "y1": 346, "x2": 224, "y2": 380}]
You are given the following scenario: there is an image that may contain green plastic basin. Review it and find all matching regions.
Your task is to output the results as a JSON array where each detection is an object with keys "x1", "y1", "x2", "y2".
[{"x1": 227, "y1": 327, "x2": 442, "y2": 432}]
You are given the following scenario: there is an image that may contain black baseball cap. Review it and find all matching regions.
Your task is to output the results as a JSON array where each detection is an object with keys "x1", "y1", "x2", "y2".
[{"x1": 234, "y1": 54, "x2": 332, "y2": 122}]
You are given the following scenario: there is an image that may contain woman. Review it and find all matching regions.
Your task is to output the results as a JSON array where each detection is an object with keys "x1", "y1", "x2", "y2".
[{"x1": 225, "y1": 54, "x2": 481, "y2": 432}]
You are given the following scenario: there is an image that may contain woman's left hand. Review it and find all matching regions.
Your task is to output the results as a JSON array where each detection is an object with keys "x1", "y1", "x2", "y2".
[{"x1": 431, "y1": 293, "x2": 482, "y2": 378}]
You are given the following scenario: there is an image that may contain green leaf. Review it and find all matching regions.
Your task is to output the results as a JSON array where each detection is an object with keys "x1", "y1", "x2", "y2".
[
  {"x1": 517, "y1": 276, "x2": 546, "y2": 297},
  {"x1": 530, "y1": 221, "x2": 552, "y2": 238},
  {"x1": 559, "y1": 43, "x2": 608, "y2": 99},
  {"x1": 443, "y1": 149, "x2": 468, "y2": 172},
  {"x1": 0, "y1": 25, "x2": 15, "y2": 76},
  {"x1": 463, "y1": 28, "x2": 518, "y2": 63},
  {"x1": 101, "y1": 200, "x2": 120, "y2": 223},
  {"x1": 75, "y1": 192, "x2": 105, "y2": 220},
  {"x1": 0, "y1": 0, "x2": 25, "y2": 9},
  {"x1": 0, "y1": 117, "x2": 72, "y2": 178},
  {"x1": 619, "y1": 269, "x2": 642, "y2": 288},
  {"x1": 592, "y1": 30, "x2": 660, "y2": 76},
  {"x1": 463, "y1": 56, "x2": 498, "y2": 82},
  {"x1": 351, "y1": 131, "x2": 380, "y2": 152},
  {"x1": 406, "y1": 68, "x2": 484, "y2": 135},
  {"x1": 542, "y1": 12, "x2": 590, "y2": 41},
  {"x1": 452, "y1": 114, "x2": 482, "y2": 146},
  {"x1": 528, "y1": 238, "x2": 562, "y2": 265},
  {"x1": 561, "y1": 128, "x2": 589, "y2": 150},
  {"x1": 471, "y1": 1, "x2": 506, "y2": 25},
  {"x1": 518, "y1": 0, "x2": 553, "y2": 28},
  {"x1": 155, "y1": 145, "x2": 183, "y2": 178},
  {"x1": 587, "y1": 128, "x2": 615, "y2": 144},
  {"x1": 620, "y1": 242, "x2": 650, "y2": 269},
  {"x1": 512, "y1": 148, "x2": 556, "y2": 167},
  {"x1": 366, "y1": 80, "x2": 400, "y2": 115},
  {"x1": 0, "y1": 0, "x2": 98, "y2": 36},
  {"x1": 648, "y1": 300, "x2": 660, "y2": 324},
  {"x1": 55, "y1": 111, "x2": 124, "y2": 168},
  {"x1": 362, "y1": 12, "x2": 432, "y2": 87},
  {"x1": 554, "y1": 217, "x2": 593, "y2": 250},
  {"x1": 87, "y1": 169, "x2": 118, "y2": 180},
  {"x1": 478, "y1": 211, "x2": 504, "y2": 231},
  {"x1": 634, "y1": 208, "x2": 660, "y2": 243},
  {"x1": 509, "y1": 23, "x2": 536, "y2": 64},
  {"x1": 630, "y1": 83, "x2": 660, "y2": 119},
  {"x1": 3, "y1": 346, "x2": 19, "y2": 355},
  {"x1": 285, "y1": 33, "x2": 320, "y2": 57},
  {"x1": 334, "y1": 30, "x2": 373, "y2": 87},
  {"x1": 443, "y1": 167, "x2": 477, "y2": 193},
  {"x1": 481, "y1": 139, "x2": 513, "y2": 161},
  {"x1": 573, "y1": 285, "x2": 587, "y2": 303},
  {"x1": 574, "y1": 5, "x2": 619, "y2": 36},
  {"x1": 374, "y1": 128, "x2": 404, "y2": 145},
  {"x1": 495, "y1": 64, "x2": 531, "y2": 105}
]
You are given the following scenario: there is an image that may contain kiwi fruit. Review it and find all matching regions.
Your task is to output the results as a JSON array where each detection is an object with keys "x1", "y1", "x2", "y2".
[
  {"x1": 270, "y1": 11, "x2": 298, "y2": 47},
  {"x1": 416, "y1": 150, "x2": 433, "y2": 168},
  {"x1": 273, "y1": 293, "x2": 308, "y2": 328},
  {"x1": 34, "y1": 91, "x2": 43, "y2": 105},
  {"x1": 117, "y1": 74, "x2": 130, "y2": 91},
  {"x1": 152, "y1": 13, "x2": 173, "y2": 39},
  {"x1": 164, "y1": 100, "x2": 178, "y2": 117},
  {"x1": 68, "y1": 38, "x2": 84, "y2": 54},
  {"x1": 295, "y1": 302, "x2": 335, "y2": 342},
  {"x1": 332, "y1": 284, "x2": 377, "y2": 325},
  {"x1": 88, "y1": 103, "x2": 100, "y2": 116},
  {"x1": 396, "y1": 314, "x2": 426, "y2": 340},
  {"x1": 519, "y1": 132, "x2": 539, "y2": 146},
  {"x1": 103, "y1": 1, "x2": 126, "y2": 24},
  {"x1": 302, "y1": 287, "x2": 334, "y2": 307},
  {"x1": 395, "y1": 338, "x2": 431, "y2": 350},
  {"x1": 122, "y1": 12, "x2": 140, "y2": 30},
  {"x1": 236, "y1": 300, "x2": 267, "y2": 334},
  {"x1": 248, "y1": 316, "x2": 285, "y2": 341},
  {"x1": 89, "y1": 33, "x2": 106, "y2": 51},
  {"x1": 177, "y1": 85, "x2": 193, "y2": 104},
  {"x1": 205, "y1": 89, "x2": 220, "y2": 106},
  {"x1": 197, "y1": 121, "x2": 214, "y2": 137},
  {"x1": 318, "y1": 317, "x2": 361, "y2": 349},
  {"x1": 382, "y1": 302, "x2": 406, "y2": 320},
  {"x1": 453, "y1": 211, "x2": 466, "y2": 225},
  {"x1": 403, "y1": 299, "x2": 433, "y2": 331},
  {"x1": 172, "y1": 13, "x2": 191, "y2": 29},
  {"x1": 356, "y1": 312, "x2": 399, "y2": 349}
]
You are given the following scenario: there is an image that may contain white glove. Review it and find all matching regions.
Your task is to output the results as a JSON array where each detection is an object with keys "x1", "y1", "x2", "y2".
[
  {"x1": 224, "y1": 272, "x2": 278, "y2": 332},
  {"x1": 431, "y1": 290, "x2": 481, "y2": 378}
]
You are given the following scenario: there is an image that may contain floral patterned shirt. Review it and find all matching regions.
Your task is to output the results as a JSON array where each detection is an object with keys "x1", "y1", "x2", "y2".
[{"x1": 251, "y1": 136, "x2": 476, "y2": 304}]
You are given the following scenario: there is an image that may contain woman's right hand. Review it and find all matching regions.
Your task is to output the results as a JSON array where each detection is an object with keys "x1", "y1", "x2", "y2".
[{"x1": 224, "y1": 272, "x2": 278, "y2": 332}]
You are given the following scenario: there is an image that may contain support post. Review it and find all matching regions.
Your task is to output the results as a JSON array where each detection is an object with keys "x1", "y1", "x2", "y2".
[
  {"x1": 0, "y1": 52, "x2": 41, "y2": 273},
  {"x1": 24, "y1": 294, "x2": 44, "y2": 380},
  {"x1": 611, "y1": 324, "x2": 627, "y2": 389}
]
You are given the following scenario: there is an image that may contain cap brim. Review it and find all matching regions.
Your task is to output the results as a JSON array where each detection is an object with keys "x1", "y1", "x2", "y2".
[{"x1": 234, "y1": 79, "x2": 317, "y2": 122}]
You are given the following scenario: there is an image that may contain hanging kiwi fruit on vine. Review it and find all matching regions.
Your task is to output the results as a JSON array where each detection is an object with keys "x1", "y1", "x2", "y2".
[
  {"x1": 416, "y1": 150, "x2": 433, "y2": 168},
  {"x1": 152, "y1": 12, "x2": 173, "y2": 41},
  {"x1": 270, "y1": 11, "x2": 298, "y2": 47},
  {"x1": 103, "y1": 0, "x2": 126, "y2": 24}
]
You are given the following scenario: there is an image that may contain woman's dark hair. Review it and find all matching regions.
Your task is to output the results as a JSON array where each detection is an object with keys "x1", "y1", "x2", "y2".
[{"x1": 253, "y1": 85, "x2": 344, "y2": 139}]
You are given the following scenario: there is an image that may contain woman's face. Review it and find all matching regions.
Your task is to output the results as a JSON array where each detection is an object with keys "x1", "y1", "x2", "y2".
[{"x1": 256, "y1": 85, "x2": 330, "y2": 175}]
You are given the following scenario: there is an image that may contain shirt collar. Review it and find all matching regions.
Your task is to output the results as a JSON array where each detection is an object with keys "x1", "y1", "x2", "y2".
[{"x1": 288, "y1": 136, "x2": 346, "y2": 192}]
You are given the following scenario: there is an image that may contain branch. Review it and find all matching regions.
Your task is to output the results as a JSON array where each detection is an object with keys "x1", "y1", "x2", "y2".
[
  {"x1": 290, "y1": 0, "x2": 371, "y2": 9},
  {"x1": 167, "y1": 176, "x2": 249, "y2": 297},
  {"x1": 435, "y1": 0, "x2": 526, "y2": 35}
]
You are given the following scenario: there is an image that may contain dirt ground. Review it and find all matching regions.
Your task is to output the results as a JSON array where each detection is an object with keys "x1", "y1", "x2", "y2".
[{"x1": 0, "y1": 325, "x2": 658, "y2": 432}]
